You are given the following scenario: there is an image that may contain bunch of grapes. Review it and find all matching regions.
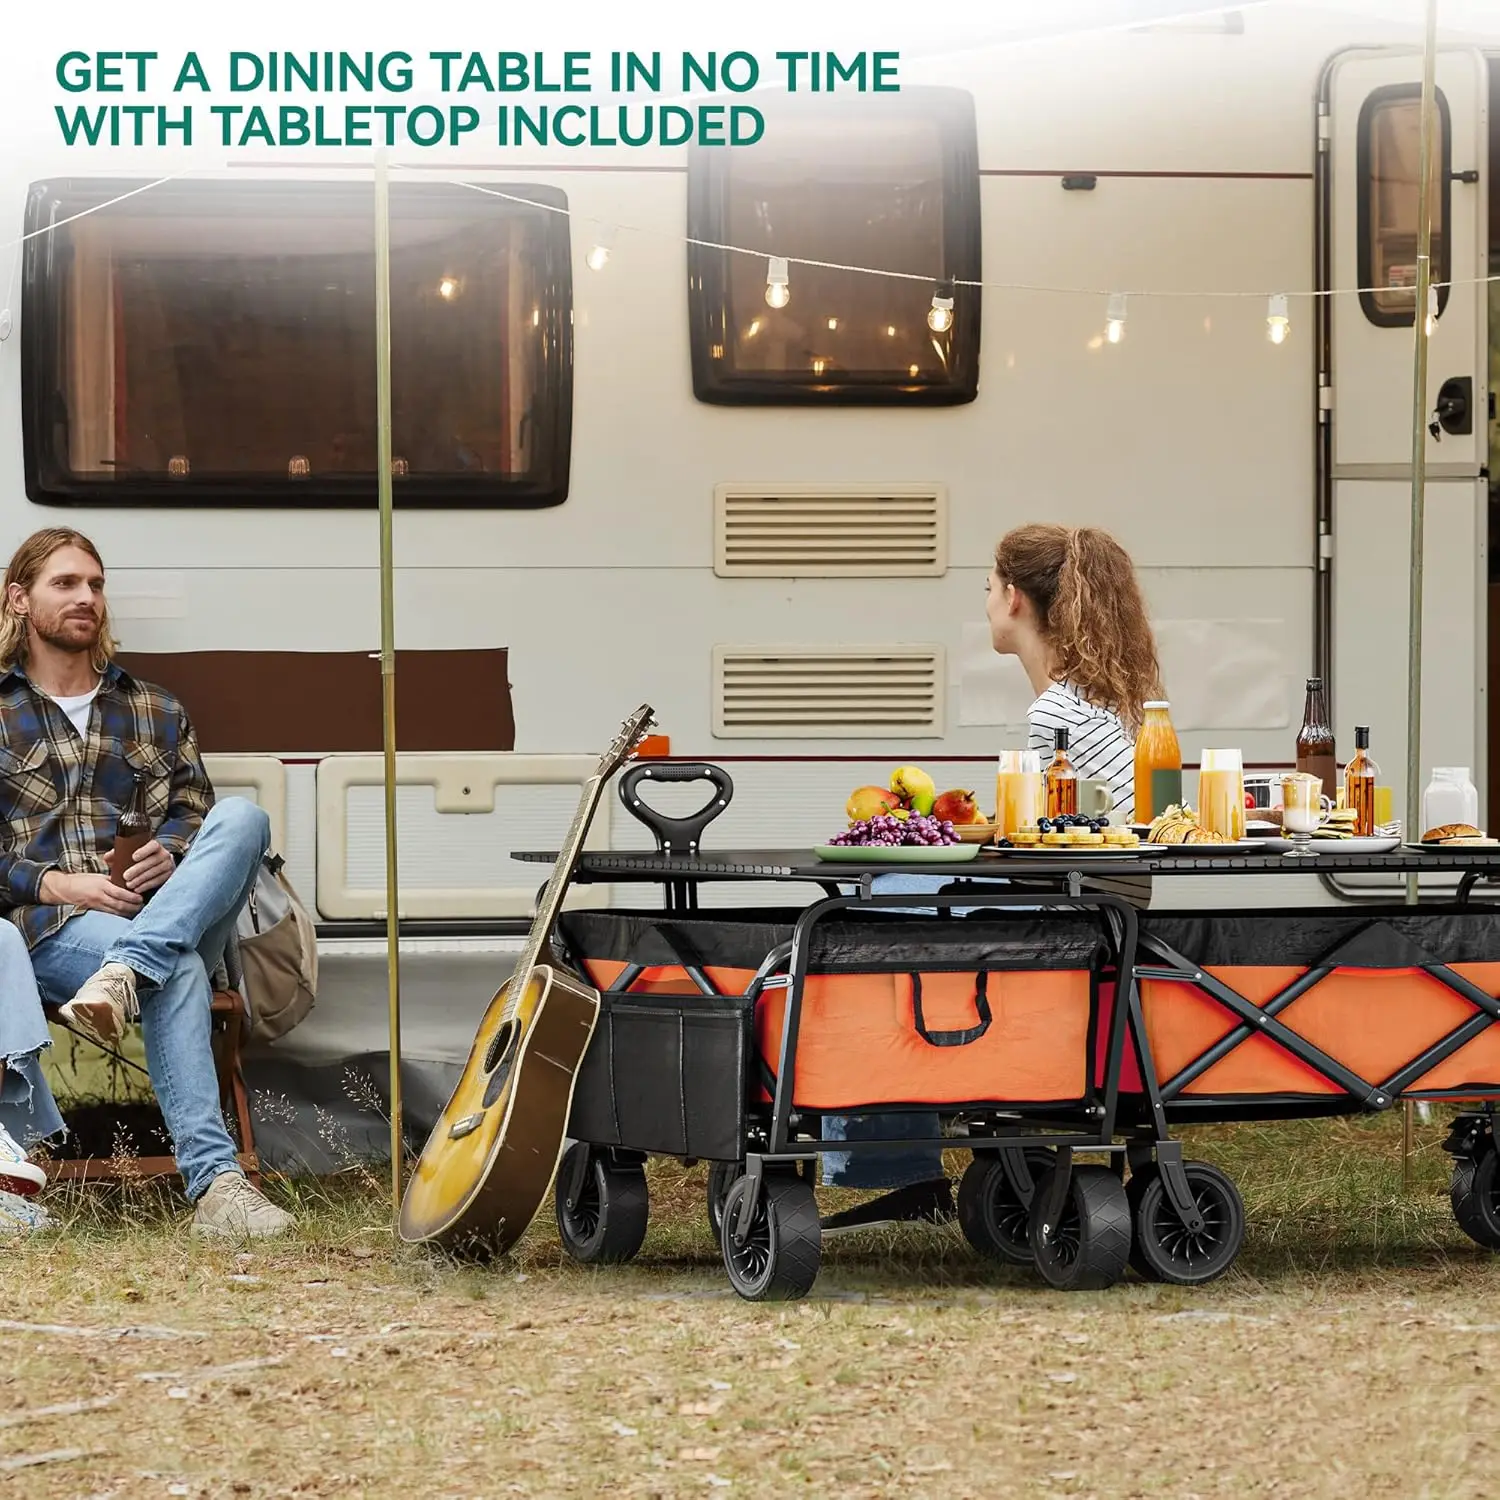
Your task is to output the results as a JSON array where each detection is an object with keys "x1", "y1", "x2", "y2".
[{"x1": 828, "y1": 813, "x2": 961, "y2": 847}]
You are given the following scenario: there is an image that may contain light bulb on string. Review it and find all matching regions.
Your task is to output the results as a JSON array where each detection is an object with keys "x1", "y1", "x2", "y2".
[
  {"x1": 586, "y1": 225, "x2": 615, "y2": 272},
  {"x1": 1266, "y1": 293, "x2": 1290, "y2": 345},
  {"x1": 764, "y1": 256, "x2": 790, "y2": 309},
  {"x1": 1424, "y1": 283, "x2": 1439, "y2": 337},
  {"x1": 1105, "y1": 292, "x2": 1127, "y2": 345},
  {"x1": 927, "y1": 279, "x2": 955, "y2": 333}
]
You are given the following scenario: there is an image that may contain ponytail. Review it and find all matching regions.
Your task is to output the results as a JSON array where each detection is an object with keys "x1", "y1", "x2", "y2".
[{"x1": 994, "y1": 523, "x2": 1163, "y2": 735}]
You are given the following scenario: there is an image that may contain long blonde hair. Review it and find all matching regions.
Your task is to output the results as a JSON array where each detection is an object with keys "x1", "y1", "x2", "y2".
[
  {"x1": 0, "y1": 528, "x2": 119, "y2": 675},
  {"x1": 995, "y1": 523, "x2": 1163, "y2": 735}
]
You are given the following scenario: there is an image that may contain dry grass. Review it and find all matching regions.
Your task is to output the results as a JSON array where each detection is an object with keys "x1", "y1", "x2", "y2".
[{"x1": 3, "y1": 1112, "x2": 1500, "y2": 1498}]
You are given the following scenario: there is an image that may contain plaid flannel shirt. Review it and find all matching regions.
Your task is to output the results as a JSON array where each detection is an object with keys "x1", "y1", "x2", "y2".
[{"x1": 0, "y1": 661, "x2": 215, "y2": 949}]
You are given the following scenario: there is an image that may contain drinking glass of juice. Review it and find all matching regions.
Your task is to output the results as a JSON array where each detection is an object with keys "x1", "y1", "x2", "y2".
[
  {"x1": 1198, "y1": 748, "x2": 1246, "y2": 840},
  {"x1": 996, "y1": 749, "x2": 1045, "y2": 835}
]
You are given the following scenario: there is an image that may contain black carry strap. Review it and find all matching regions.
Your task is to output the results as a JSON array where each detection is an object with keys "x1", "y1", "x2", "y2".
[{"x1": 910, "y1": 972, "x2": 993, "y2": 1047}]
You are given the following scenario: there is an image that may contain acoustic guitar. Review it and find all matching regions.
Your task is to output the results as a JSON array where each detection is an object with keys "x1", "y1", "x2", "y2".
[{"x1": 398, "y1": 703, "x2": 656, "y2": 1256}]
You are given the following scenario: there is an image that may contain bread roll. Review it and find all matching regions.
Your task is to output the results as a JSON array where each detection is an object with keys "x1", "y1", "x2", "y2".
[{"x1": 1422, "y1": 824, "x2": 1485, "y2": 843}]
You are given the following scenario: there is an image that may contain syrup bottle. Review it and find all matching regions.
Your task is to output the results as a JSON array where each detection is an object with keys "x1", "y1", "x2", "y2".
[{"x1": 1046, "y1": 726, "x2": 1078, "y2": 818}]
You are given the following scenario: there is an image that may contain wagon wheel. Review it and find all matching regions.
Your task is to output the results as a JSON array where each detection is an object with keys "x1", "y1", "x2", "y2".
[
  {"x1": 957, "y1": 1147, "x2": 1057, "y2": 1264},
  {"x1": 719, "y1": 1172, "x2": 821, "y2": 1302},
  {"x1": 1027, "y1": 1164, "x2": 1132, "y2": 1291},
  {"x1": 1451, "y1": 1145, "x2": 1500, "y2": 1250},
  {"x1": 1129, "y1": 1161, "x2": 1245, "y2": 1285},
  {"x1": 706, "y1": 1159, "x2": 743, "y2": 1238},
  {"x1": 554, "y1": 1144, "x2": 649, "y2": 1265}
]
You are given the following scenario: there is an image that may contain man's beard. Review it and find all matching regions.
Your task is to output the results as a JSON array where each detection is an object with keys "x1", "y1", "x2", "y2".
[{"x1": 30, "y1": 609, "x2": 101, "y2": 656}]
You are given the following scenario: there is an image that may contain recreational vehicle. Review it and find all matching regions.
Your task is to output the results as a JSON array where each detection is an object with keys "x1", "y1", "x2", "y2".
[{"x1": 1, "y1": 0, "x2": 1497, "y2": 1158}]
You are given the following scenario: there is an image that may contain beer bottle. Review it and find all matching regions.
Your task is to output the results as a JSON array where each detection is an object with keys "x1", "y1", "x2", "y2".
[
  {"x1": 1046, "y1": 726, "x2": 1078, "y2": 818},
  {"x1": 107, "y1": 772, "x2": 153, "y2": 889},
  {"x1": 1296, "y1": 677, "x2": 1337, "y2": 801}
]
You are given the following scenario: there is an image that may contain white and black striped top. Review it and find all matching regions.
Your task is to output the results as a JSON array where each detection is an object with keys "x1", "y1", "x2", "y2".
[{"x1": 1028, "y1": 680, "x2": 1137, "y2": 822}]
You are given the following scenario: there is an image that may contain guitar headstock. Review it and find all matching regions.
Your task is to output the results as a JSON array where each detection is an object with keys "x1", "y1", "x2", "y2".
[{"x1": 596, "y1": 704, "x2": 656, "y2": 781}]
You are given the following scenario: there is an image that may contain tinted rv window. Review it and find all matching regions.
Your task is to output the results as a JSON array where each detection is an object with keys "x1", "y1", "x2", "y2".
[
  {"x1": 1357, "y1": 85, "x2": 1451, "y2": 328},
  {"x1": 22, "y1": 179, "x2": 572, "y2": 508},
  {"x1": 686, "y1": 87, "x2": 981, "y2": 405}
]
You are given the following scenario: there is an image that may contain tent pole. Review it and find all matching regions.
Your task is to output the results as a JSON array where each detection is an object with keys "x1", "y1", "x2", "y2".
[
  {"x1": 1402, "y1": 0, "x2": 1440, "y2": 1191},
  {"x1": 373, "y1": 146, "x2": 403, "y2": 1217}
]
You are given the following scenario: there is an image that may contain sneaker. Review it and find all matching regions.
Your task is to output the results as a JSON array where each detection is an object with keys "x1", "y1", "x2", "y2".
[
  {"x1": 820, "y1": 1177, "x2": 956, "y2": 1236},
  {"x1": 0, "y1": 1188, "x2": 52, "y2": 1233},
  {"x1": 191, "y1": 1171, "x2": 294, "y2": 1240},
  {"x1": 0, "y1": 1121, "x2": 46, "y2": 1196},
  {"x1": 58, "y1": 962, "x2": 139, "y2": 1047}
]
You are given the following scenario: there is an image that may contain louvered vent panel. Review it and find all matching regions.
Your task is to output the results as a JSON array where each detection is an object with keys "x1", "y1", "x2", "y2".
[
  {"x1": 714, "y1": 484, "x2": 946, "y2": 577},
  {"x1": 713, "y1": 646, "x2": 945, "y2": 738}
]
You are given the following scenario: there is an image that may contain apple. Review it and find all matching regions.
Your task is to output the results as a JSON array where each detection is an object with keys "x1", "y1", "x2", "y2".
[
  {"x1": 889, "y1": 765, "x2": 936, "y2": 816},
  {"x1": 847, "y1": 785, "x2": 901, "y2": 822},
  {"x1": 933, "y1": 788, "x2": 983, "y2": 825}
]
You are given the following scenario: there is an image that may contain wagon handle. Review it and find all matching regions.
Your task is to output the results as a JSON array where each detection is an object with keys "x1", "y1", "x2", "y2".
[
  {"x1": 910, "y1": 972, "x2": 993, "y2": 1047},
  {"x1": 618, "y1": 762, "x2": 734, "y2": 856}
]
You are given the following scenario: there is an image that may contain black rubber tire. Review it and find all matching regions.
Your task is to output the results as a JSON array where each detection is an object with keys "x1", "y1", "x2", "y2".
[
  {"x1": 706, "y1": 1160, "x2": 742, "y2": 1239},
  {"x1": 1129, "y1": 1161, "x2": 1245, "y2": 1285},
  {"x1": 1027, "y1": 1164, "x2": 1132, "y2": 1291},
  {"x1": 1451, "y1": 1146, "x2": 1500, "y2": 1250},
  {"x1": 554, "y1": 1145, "x2": 650, "y2": 1265},
  {"x1": 957, "y1": 1148, "x2": 1057, "y2": 1264},
  {"x1": 719, "y1": 1173, "x2": 822, "y2": 1302}
]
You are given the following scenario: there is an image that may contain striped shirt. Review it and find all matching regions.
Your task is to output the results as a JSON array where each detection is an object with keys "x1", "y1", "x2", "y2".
[{"x1": 1028, "y1": 681, "x2": 1137, "y2": 822}]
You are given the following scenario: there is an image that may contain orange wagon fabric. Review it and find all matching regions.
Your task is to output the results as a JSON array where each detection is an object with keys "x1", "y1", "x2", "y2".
[{"x1": 1137, "y1": 910, "x2": 1500, "y2": 1102}]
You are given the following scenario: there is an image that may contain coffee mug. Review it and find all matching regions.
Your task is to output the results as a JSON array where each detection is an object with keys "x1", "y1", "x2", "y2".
[{"x1": 1078, "y1": 779, "x2": 1114, "y2": 818}]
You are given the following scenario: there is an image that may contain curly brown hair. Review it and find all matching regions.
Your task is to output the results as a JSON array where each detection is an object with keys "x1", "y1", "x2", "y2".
[{"x1": 994, "y1": 523, "x2": 1164, "y2": 735}]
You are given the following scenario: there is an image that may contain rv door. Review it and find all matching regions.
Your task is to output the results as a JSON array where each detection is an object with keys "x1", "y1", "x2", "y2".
[{"x1": 1324, "y1": 47, "x2": 1490, "y2": 823}]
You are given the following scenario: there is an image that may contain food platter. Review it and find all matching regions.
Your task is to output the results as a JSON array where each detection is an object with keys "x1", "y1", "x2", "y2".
[
  {"x1": 813, "y1": 843, "x2": 982, "y2": 864},
  {"x1": 983, "y1": 843, "x2": 1144, "y2": 857}
]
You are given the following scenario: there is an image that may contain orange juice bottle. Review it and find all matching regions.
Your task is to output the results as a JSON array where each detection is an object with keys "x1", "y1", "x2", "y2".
[{"x1": 1133, "y1": 701, "x2": 1181, "y2": 823}]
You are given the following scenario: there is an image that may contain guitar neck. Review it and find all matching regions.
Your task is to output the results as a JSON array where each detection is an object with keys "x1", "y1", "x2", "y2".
[{"x1": 508, "y1": 769, "x2": 607, "y2": 1000}]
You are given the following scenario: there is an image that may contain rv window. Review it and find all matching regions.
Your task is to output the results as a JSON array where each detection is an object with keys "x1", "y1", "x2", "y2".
[
  {"x1": 22, "y1": 179, "x2": 572, "y2": 507},
  {"x1": 1357, "y1": 85, "x2": 1452, "y2": 328},
  {"x1": 686, "y1": 87, "x2": 981, "y2": 405}
]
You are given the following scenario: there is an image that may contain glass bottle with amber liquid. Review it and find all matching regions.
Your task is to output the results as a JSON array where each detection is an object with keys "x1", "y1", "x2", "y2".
[
  {"x1": 107, "y1": 771, "x2": 153, "y2": 889},
  {"x1": 1296, "y1": 677, "x2": 1337, "y2": 801},
  {"x1": 1046, "y1": 726, "x2": 1078, "y2": 818},
  {"x1": 1133, "y1": 701, "x2": 1182, "y2": 823},
  {"x1": 1343, "y1": 725, "x2": 1379, "y2": 837}
]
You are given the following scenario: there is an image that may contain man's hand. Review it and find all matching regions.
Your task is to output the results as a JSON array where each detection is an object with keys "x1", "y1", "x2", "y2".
[
  {"x1": 38, "y1": 871, "x2": 143, "y2": 916},
  {"x1": 120, "y1": 840, "x2": 174, "y2": 895}
]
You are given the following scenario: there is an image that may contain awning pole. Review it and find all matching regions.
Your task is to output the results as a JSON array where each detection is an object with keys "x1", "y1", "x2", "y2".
[
  {"x1": 373, "y1": 146, "x2": 404, "y2": 1218},
  {"x1": 1402, "y1": 0, "x2": 1440, "y2": 1191}
]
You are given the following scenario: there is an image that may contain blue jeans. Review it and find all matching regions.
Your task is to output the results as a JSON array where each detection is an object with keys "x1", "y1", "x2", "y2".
[
  {"x1": 823, "y1": 873, "x2": 987, "y2": 1188},
  {"x1": 0, "y1": 918, "x2": 65, "y2": 1148},
  {"x1": 29, "y1": 798, "x2": 270, "y2": 1200}
]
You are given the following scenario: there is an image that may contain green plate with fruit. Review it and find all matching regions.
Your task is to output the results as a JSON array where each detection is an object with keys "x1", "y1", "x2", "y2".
[{"x1": 813, "y1": 844, "x2": 981, "y2": 863}]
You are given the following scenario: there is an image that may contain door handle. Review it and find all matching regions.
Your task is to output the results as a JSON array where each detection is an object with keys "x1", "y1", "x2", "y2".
[{"x1": 1429, "y1": 376, "x2": 1473, "y2": 441}]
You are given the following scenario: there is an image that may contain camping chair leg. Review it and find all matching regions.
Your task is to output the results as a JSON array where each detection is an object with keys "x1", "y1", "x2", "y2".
[{"x1": 216, "y1": 997, "x2": 261, "y2": 1187}]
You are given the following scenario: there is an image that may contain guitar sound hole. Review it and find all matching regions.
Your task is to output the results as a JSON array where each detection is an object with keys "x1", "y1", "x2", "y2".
[{"x1": 482, "y1": 1021, "x2": 518, "y2": 1109}]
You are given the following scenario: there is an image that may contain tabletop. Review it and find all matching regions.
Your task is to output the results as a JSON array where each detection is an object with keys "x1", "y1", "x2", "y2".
[{"x1": 512, "y1": 846, "x2": 1500, "y2": 881}]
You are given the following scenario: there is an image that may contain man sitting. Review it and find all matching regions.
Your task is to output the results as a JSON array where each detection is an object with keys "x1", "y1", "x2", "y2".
[{"x1": 0, "y1": 526, "x2": 290, "y2": 1239}]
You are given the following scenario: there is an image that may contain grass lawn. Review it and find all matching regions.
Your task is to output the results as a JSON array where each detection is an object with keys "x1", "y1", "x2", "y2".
[{"x1": 3, "y1": 1111, "x2": 1498, "y2": 1498}]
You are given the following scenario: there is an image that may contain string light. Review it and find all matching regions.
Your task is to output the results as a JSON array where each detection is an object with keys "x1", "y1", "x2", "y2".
[
  {"x1": 1424, "y1": 284, "x2": 1439, "y2": 337},
  {"x1": 586, "y1": 226, "x2": 615, "y2": 272},
  {"x1": 1105, "y1": 292, "x2": 1127, "y2": 345},
  {"x1": 1267, "y1": 294, "x2": 1290, "y2": 345},
  {"x1": 927, "y1": 280, "x2": 955, "y2": 334},
  {"x1": 764, "y1": 256, "x2": 790, "y2": 309}
]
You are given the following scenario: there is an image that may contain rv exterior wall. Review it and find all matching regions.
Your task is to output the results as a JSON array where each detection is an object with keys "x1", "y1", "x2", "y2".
[{"x1": 0, "y1": 4, "x2": 1479, "y2": 915}]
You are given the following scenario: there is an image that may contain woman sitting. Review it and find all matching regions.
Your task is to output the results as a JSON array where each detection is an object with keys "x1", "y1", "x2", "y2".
[
  {"x1": 821, "y1": 522, "x2": 1164, "y2": 1232},
  {"x1": 0, "y1": 918, "x2": 60, "y2": 1232}
]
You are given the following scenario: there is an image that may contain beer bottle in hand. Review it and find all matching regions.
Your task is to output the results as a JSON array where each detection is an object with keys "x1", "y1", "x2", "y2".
[{"x1": 107, "y1": 771, "x2": 153, "y2": 889}]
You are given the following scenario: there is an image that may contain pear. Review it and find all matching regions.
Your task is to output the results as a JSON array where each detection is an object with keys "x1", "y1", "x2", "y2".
[
  {"x1": 846, "y1": 785, "x2": 900, "y2": 822},
  {"x1": 889, "y1": 765, "x2": 936, "y2": 816}
]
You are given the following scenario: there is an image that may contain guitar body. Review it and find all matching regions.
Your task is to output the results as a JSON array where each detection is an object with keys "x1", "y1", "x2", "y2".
[
  {"x1": 398, "y1": 963, "x2": 601, "y2": 1255},
  {"x1": 398, "y1": 702, "x2": 655, "y2": 1258}
]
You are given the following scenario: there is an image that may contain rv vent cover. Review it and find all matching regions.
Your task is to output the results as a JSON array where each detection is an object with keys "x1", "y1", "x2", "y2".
[
  {"x1": 713, "y1": 483, "x2": 947, "y2": 577},
  {"x1": 712, "y1": 645, "x2": 945, "y2": 739}
]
